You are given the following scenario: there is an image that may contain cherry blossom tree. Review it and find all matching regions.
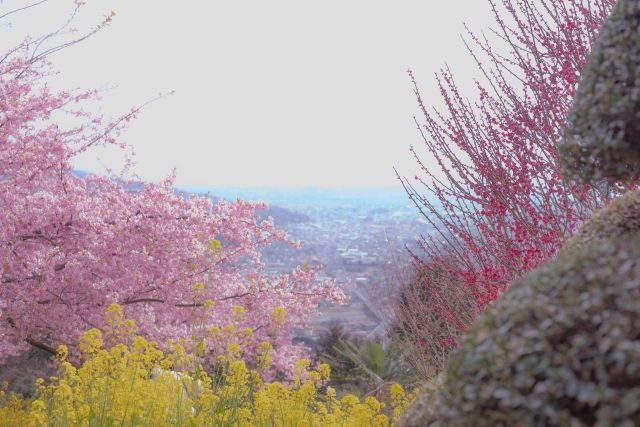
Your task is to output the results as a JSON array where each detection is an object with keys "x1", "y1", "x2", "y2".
[
  {"x1": 0, "y1": 2, "x2": 345, "y2": 373},
  {"x1": 395, "y1": 0, "x2": 617, "y2": 377}
]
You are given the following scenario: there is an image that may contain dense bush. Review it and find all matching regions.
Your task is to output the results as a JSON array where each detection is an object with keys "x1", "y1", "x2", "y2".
[
  {"x1": 563, "y1": 190, "x2": 640, "y2": 251},
  {"x1": 560, "y1": 0, "x2": 640, "y2": 182},
  {"x1": 400, "y1": 235, "x2": 640, "y2": 426},
  {"x1": 0, "y1": 305, "x2": 417, "y2": 427}
]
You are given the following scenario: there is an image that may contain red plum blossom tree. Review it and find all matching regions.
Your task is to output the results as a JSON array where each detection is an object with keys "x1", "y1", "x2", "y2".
[{"x1": 395, "y1": 0, "x2": 618, "y2": 377}]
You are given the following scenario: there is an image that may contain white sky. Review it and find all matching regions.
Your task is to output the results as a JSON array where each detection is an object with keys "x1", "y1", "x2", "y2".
[{"x1": 2, "y1": 0, "x2": 495, "y2": 188}]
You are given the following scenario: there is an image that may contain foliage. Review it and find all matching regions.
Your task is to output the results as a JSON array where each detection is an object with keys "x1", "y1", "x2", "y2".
[
  {"x1": 0, "y1": 307, "x2": 417, "y2": 427},
  {"x1": 563, "y1": 190, "x2": 640, "y2": 251},
  {"x1": 314, "y1": 325, "x2": 361, "y2": 385},
  {"x1": 332, "y1": 339, "x2": 415, "y2": 392},
  {"x1": 400, "y1": 236, "x2": 640, "y2": 426},
  {"x1": 395, "y1": 0, "x2": 617, "y2": 379},
  {"x1": 0, "y1": 2, "x2": 345, "y2": 372},
  {"x1": 316, "y1": 326, "x2": 416, "y2": 398},
  {"x1": 560, "y1": 0, "x2": 640, "y2": 182}
]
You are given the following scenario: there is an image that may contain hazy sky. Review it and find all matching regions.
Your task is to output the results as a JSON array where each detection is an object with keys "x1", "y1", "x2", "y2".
[{"x1": 3, "y1": 1, "x2": 495, "y2": 188}]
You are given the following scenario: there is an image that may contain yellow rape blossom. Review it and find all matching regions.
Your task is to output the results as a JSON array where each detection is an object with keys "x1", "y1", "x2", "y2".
[
  {"x1": 271, "y1": 305, "x2": 287, "y2": 327},
  {"x1": 208, "y1": 238, "x2": 222, "y2": 254},
  {"x1": 0, "y1": 306, "x2": 416, "y2": 426},
  {"x1": 317, "y1": 362, "x2": 331, "y2": 380},
  {"x1": 231, "y1": 305, "x2": 245, "y2": 322}
]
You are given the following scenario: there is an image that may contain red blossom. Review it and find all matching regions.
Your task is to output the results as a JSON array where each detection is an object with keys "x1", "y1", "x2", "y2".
[{"x1": 395, "y1": 0, "x2": 618, "y2": 377}]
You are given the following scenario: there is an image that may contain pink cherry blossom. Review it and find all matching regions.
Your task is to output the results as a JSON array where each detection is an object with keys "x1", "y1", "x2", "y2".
[{"x1": 0, "y1": 20, "x2": 345, "y2": 373}]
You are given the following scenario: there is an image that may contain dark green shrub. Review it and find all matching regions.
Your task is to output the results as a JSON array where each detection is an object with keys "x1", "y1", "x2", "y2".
[
  {"x1": 563, "y1": 190, "x2": 640, "y2": 251},
  {"x1": 400, "y1": 236, "x2": 640, "y2": 426},
  {"x1": 559, "y1": 0, "x2": 640, "y2": 182}
]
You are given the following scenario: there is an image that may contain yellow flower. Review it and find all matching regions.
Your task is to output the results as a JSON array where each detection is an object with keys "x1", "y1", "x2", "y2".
[
  {"x1": 231, "y1": 305, "x2": 245, "y2": 322},
  {"x1": 271, "y1": 306, "x2": 287, "y2": 327},
  {"x1": 209, "y1": 239, "x2": 222, "y2": 254},
  {"x1": 365, "y1": 396, "x2": 385, "y2": 412},
  {"x1": 223, "y1": 324, "x2": 236, "y2": 335},
  {"x1": 124, "y1": 319, "x2": 137, "y2": 335},
  {"x1": 258, "y1": 341, "x2": 272, "y2": 352},
  {"x1": 56, "y1": 345, "x2": 68, "y2": 361},
  {"x1": 326, "y1": 386, "x2": 337, "y2": 399},
  {"x1": 106, "y1": 302, "x2": 122, "y2": 318},
  {"x1": 341, "y1": 394, "x2": 360, "y2": 407},
  {"x1": 194, "y1": 339, "x2": 206, "y2": 357},
  {"x1": 317, "y1": 363, "x2": 331, "y2": 380},
  {"x1": 227, "y1": 360, "x2": 249, "y2": 387},
  {"x1": 390, "y1": 383, "x2": 405, "y2": 402},
  {"x1": 208, "y1": 326, "x2": 221, "y2": 338},
  {"x1": 0, "y1": 306, "x2": 414, "y2": 427},
  {"x1": 294, "y1": 358, "x2": 311, "y2": 379},
  {"x1": 226, "y1": 342, "x2": 242, "y2": 359}
]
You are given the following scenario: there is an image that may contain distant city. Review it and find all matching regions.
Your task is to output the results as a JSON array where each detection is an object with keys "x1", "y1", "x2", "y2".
[{"x1": 184, "y1": 186, "x2": 438, "y2": 342}]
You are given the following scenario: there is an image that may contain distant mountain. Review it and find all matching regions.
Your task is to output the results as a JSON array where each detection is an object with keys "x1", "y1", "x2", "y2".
[
  {"x1": 71, "y1": 169, "x2": 91, "y2": 179},
  {"x1": 261, "y1": 204, "x2": 310, "y2": 225},
  {"x1": 368, "y1": 207, "x2": 390, "y2": 215},
  {"x1": 204, "y1": 195, "x2": 310, "y2": 225},
  {"x1": 184, "y1": 186, "x2": 416, "y2": 211},
  {"x1": 72, "y1": 169, "x2": 145, "y2": 192}
]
